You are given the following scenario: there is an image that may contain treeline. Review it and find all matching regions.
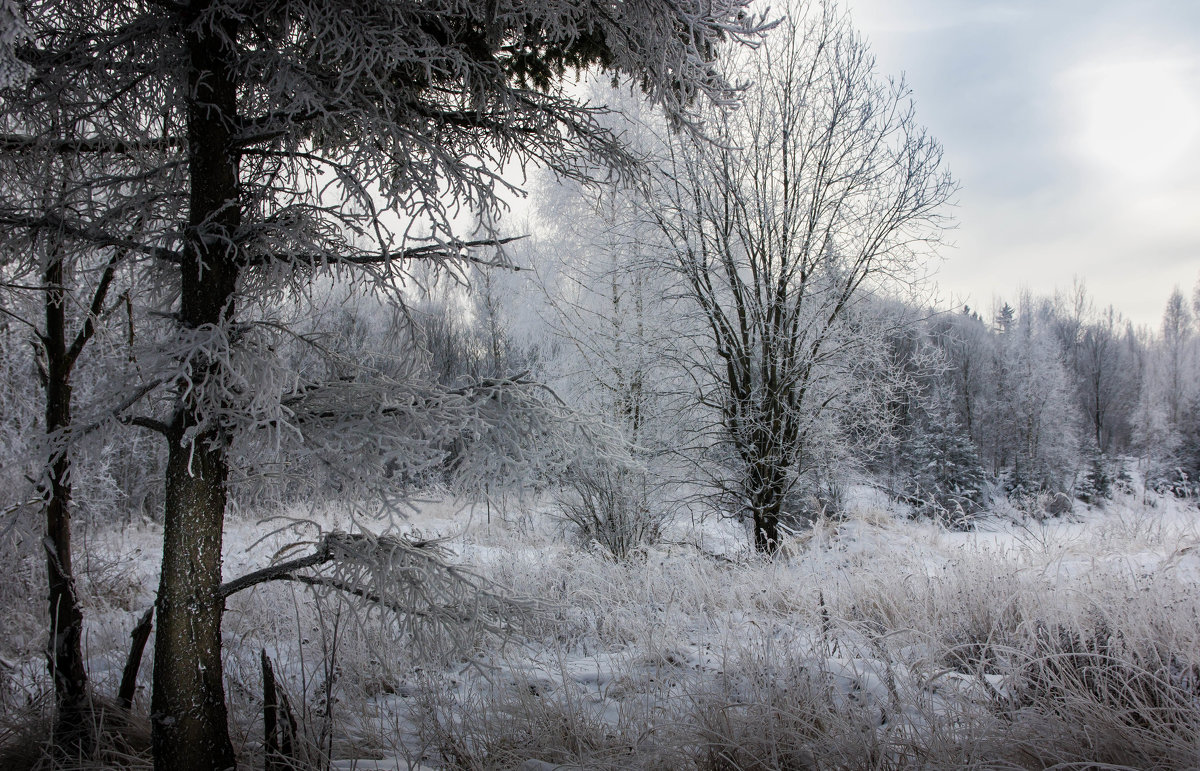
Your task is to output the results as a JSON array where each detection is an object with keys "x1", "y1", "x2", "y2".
[
  {"x1": 878, "y1": 285, "x2": 1199, "y2": 522},
  {"x1": 276, "y1": 266, "x2": 1200, "y2": 530},
  {"x1": 399, "y1": 272, "x2": 1200, "y2": 526}
]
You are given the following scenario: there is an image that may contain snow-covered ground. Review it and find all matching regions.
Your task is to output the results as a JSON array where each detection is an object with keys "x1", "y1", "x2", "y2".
[{"x1": 4, "y1": 489, "x2": 1200, "y2": 769}]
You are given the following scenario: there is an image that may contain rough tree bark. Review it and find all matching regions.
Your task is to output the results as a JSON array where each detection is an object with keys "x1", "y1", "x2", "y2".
[{"x1": 149, "y1": 5, "x2": 240, "y2": 768}]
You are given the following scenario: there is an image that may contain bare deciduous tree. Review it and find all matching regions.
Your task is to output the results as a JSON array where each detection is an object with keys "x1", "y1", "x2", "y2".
[
  {"x1": 532, "y1": 158, "x2": 683, "y2": 448},
  {"x1": 1076, "y1": 306, "x2": 1140, "y2": 454},
  {"x1": 649, "y1": 0, "x2": 954, "y2": 550}
]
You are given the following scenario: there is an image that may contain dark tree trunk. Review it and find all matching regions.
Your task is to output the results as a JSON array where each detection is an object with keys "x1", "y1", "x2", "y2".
[
  {"x1": 749, "y1": 459, "x2": 783, "y2": 553},
  {"x1": 152, "y1": 428, "x2": 236, "y2": 770},
  {"x1": 42, "y1": 252, "x2": 93, "y2": 754},
  {"x1": 261, "y1": 650, "x2": 299, "y2": 771},
  {"x1": 752, "y1": 509, "x2": 781, "y2": 552},
  {"x1": 150, "y1": 4, "x2": 240, "y2": 769}
]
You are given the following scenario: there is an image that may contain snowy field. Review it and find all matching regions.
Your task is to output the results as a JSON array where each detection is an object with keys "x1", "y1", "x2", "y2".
[{"x1": 4, "y1": 489, "x2": 1200, "y2": 769}]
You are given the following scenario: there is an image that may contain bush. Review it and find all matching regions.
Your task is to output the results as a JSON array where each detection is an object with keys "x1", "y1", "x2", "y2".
[
  {"x1": 554, "y1": 464, "x2": 665, "y2": 560},
  {"x1": 1000, "y1": 620, "x2": 1200, "y2": 768},
  {"x1": 1145, "y1": 463, "x2": 1199, "y2": 499}
]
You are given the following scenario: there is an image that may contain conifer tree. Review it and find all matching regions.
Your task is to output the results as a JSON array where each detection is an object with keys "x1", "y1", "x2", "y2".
[{"x1": 3, "y1": 1, "x2": 763, "y2": 766}]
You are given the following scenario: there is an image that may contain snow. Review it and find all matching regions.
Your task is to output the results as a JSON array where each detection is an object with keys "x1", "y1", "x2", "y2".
[{"x1": 4, "y1": 489, "x2": 1199, "y2": 767}]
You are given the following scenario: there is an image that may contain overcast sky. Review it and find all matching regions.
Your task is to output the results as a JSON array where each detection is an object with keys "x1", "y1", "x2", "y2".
[{"x1": 846, "y1": 0, "x2": 1200, "y2": 327}]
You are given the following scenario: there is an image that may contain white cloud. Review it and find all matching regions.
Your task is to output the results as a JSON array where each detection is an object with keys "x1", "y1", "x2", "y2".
[
  {"x1": 847, "y1": 0, "x2": 1200, "y2": 325},
  {"x1": 1060, "y1": 56, "x2": 1200, "y2": 184}
]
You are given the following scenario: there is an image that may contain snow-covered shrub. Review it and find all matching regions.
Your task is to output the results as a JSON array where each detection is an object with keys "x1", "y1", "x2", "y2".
[
  {"x1": 687, "y1": 654, "x2": 885, "y2": 769},
  {"x1": 983, "y1": 618, "x2": 1200, "y2": 769},
  {"x1": 554, "y1": 463, "x2": 665, "y2": 560},
  {"x1": 413, "y1": 670, "x2": 654, "y2": 770},
  {"x1": 1145, "y1": 457, "x2": 1200, "y2": 499},
  {"x1": 1000, "y1": 485, "x2": 1075, "y2": 519}
]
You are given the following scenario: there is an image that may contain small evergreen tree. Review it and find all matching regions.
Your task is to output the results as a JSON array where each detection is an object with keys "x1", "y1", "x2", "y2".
[
  {"x1": 1075, "y1": 449, "x2": 1115, "y2": 505},
  {"x1": 901, "y1": 404, "x2": 988, "y2": 528}
]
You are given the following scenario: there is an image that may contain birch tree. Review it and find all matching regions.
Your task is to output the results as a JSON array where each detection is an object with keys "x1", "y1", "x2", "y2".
[{"x1": 533, "y1": 167, "x2": 683, "y2": 448}]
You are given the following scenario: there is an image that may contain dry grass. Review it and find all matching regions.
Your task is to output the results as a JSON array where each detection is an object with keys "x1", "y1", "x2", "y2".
[
  {"x1": 410, "y1": 495, "x2": 1200, "y2": 769},
  {"x1": 4, "y1": 493, "x2": 1200, "y2": 769},
  {"x1": 0, "y1": 696, "x2": 151, "y2": 771}
]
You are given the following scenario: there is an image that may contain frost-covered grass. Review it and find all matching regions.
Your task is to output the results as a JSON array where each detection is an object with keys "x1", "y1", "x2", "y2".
[{"x1": 4, "y1": 491, "x2": 1200, "y2": 768}]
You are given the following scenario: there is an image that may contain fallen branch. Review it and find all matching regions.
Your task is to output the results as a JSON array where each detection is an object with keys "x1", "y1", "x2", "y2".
[{"x1": 117, "y1": 606, "x2": 154, "y2": 710}]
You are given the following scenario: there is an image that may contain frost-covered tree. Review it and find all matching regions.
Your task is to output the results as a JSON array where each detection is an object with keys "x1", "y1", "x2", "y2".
[
  {"x1": 0, "y1": 179, "x2": 139, "y2": 756},
  {"x1": 870, "y1": 308, "x2": 989, "y2": 524},
  {"x1": 2, "y1": 0, "x2": 764, "y2": 767},
  {"x1": 518, "y1": 88, "x2": 713, "y2": 559},
  {"x1": 529, "y1": 106, "x2": 686, "y2": 451},
  {"x1": 1134, "y1": 285, "x2": 1200, "y2": 495},
  {"x1": 1075, "y1": 306, "x2": 1140, "y2": 454},
  {"x1": 0, "y1": 35, "x2": 169, "y2": 750},
  {"x1": 1039, "y1": 284, "x2": 1140, "y2": 457},
  {"x1": 985, "y1": 297, "x2": 1081, "y2": 496},
  {"x1": 648, "y1": 0, "x2": 954, "y2": 550},
  {"x1": 1162, "y1": 286, "x2": 1195, "y2": 427},
  {"x1": 899, "y1": 388, "x2": 988, "y2": 525},
  {"x1": 930, "y1": 306, "x2": 992, "y2": 446}
]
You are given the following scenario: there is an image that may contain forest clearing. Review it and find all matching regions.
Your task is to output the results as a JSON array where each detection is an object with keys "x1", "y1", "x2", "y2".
[{"x1": 2, "y1": 0, "x2": 1199, "y2": 767}]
